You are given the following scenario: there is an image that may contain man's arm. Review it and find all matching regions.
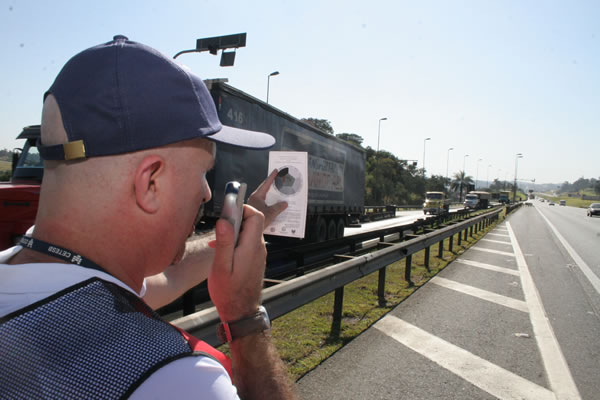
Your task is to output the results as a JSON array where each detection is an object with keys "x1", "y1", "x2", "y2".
[
  {"x1": 143, "y1": 170, "x2": 287, "y2": 310},
  {"x1": 209, "y1": 210, "x2": 298, "y2": 399},
  {"x1": 143, "y1": 235, "x2": 214, "y2": 309}
]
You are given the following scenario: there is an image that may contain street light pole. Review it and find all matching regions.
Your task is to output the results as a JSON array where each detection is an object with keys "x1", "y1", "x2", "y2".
[
  {"x1": 377, "y1": 117, "x2": 388, "y2": 152},
  {"x1": 446, "y1": 147, "x2": 454, "y2": 187},
  {"x1": 487, "y1": 164, "x2": 492, "y2": 188},
  {"x1": 266, "y1": 71, "x2": 279, "y2": 104},
  {"x1": 513, "y1": 153, "x2": 523, "y2": 202},
  {"x1": 476, "y1": 158, "x2": 482, "y2": 190},
  {"x1": 422, "y1": 137, "x2": 431, "y2": 178}
]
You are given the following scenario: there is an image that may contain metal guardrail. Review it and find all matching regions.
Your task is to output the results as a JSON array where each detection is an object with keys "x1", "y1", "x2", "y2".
[{"x1": 173, "y1": 206, "x2": 516, "y2": 346}]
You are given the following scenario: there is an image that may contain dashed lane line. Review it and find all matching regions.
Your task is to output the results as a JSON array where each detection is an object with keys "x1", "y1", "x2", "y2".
[
  {"x1": 374, "y1": 316, "x2": 555, "y2": 400},
  {"x1": 455, "y1": 259, "x2": 520, "y2": 276},
  {"x1": 534, "y1": 206, "x2": 600, "y2": 296},
  {"x1": 507, "y1": 222, "x2": 582, "y2": 400},
  {"x1": 431, "y1": 276, "x2": 529, "y2": 313},
  {"x1": 488, "y1": 233, "x2": 510, "y2": 238},
  {"x1": 480, "y1": 238, "x2": 512, "y2": 245},
  {"x1": 470, "y1": 247, "x2": 515, "y2": 257}
]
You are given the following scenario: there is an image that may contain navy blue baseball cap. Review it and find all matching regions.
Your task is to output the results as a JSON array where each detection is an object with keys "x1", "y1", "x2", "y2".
[{"x1": 38, "y1": 35, "x2": 275, "y2": 161}]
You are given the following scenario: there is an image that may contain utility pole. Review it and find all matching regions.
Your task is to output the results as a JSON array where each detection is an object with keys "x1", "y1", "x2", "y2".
[{"x1": 513, "y1": 153, "x2": 523, "y2": 202}]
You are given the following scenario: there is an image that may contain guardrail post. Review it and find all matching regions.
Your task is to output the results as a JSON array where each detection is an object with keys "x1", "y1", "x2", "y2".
[
  {"x1": 183, "y1": 290, "x2": 195, "y2": 315},
  {"x1": 470, "y1": 225, "x2": 474, "y2": 237},
  {"x1": 449, "y1": 234, "x2": 454, "y2": 252},
  {"x1": 438, "y1": 239, "x2": 444, "y2": 259},
  {"x1": 296, "y1": 253, "x2": 305, "y2": 277},
  {"x1": 378, "y1": 267, "x2": 387, "y2": 307},
  {"x1": 458, "y1": 229, "x2": 462, "y2": 245},
  {"x1": 405, "y1": 255, "x2": 413, "y2": 286},
  {"x1": 332, "y1": 287, "x2": 344, "y2": 336},
  {"x1": 424, "y1": 246, "x2": 431, "y2": 272},
  {"x1": 463, "y1": 228, "x2": 468, "y2": 241}
]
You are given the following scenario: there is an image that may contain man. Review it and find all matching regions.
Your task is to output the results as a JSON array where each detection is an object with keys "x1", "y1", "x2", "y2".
[{"x1": 0, "y1": 35, "x2": 297, "y2": 399}]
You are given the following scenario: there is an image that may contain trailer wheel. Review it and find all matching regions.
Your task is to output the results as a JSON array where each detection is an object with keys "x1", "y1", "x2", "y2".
[
  {"x1": 336, "y1": 218, "x2": 345, "y2": 239},
  {"x1": 314, "y1": 216, "x2": 327, "y2": 242},
  {"x1": 327, "y1": 219, "x2": 337, "y2": 240}
]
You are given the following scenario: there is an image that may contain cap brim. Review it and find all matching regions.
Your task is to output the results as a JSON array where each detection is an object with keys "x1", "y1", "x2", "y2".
[{"x1": 207, "y1": 125, "x2": 275, "y2": 150}]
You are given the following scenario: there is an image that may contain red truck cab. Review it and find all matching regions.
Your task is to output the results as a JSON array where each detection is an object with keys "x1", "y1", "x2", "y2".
[{"x1": 0, "y1": 125, "x2": 42, "y2": 249}]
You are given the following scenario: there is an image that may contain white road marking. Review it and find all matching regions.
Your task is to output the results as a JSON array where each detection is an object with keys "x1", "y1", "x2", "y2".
[
  {"x1": 374, "y1": 316, "x2": 555, "y2": 400},
  {"x1": 470, "y1": 247, "x2": 515, "y2": 257},
  {"x1": 534, "y1": 207, "x2": 600, "y2": 296},
  {"x1": 431, "y1": 276, "x2": 528, "y2": 313},
  {"x1": 488, "y1": 233, "x2": 510, "y2": 238},
  {"x1": 480, "y1": 238, "x2": 512, "y2": 245},
  {"x1": 455, "y1": 259, "x2": 520, "y2": 276},
  {"x1": 507, "y1": 222, "x2": 582, "y2": 400}
]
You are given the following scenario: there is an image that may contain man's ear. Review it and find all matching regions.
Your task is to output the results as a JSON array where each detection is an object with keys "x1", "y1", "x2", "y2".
[{"x1": 134, "y1": 155, "x2": 166, "y2": 214}]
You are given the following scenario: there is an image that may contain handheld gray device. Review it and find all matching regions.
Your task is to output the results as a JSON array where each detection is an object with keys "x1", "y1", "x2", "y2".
[{"x1": 220, "y1": 181, "x2": 247, "y2": 245}]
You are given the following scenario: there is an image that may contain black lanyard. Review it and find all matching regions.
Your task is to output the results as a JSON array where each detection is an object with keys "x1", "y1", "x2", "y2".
[{"x1": 19, "y1": 236, "x2": 108, "y2": 274}]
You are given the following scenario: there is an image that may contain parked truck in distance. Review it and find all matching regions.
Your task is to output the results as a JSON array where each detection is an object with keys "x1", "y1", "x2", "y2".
[
  {"x1": 498, "y1": 190, "x2": 511, "y2": 204},
  {"x1": 423, "y1": 191, "x2": 450, "y2": 215},
  {"x1": 464, "y1": 191, "x2": 491, "y2": 209},
  {"x1": 0, "y1": 125, "x2": 42, "y2": 249}
]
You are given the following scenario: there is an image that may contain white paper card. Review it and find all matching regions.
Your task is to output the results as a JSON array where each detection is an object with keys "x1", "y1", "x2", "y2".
[{"x1": 264, "y1": 151, "x2": 308, "y2": 238}]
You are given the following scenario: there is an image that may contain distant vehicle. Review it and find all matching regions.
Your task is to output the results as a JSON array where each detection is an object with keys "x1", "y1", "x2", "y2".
[
  {"x1": 423, "y1": 192, "x2": 450, "y2": 215},
  {"x1": 587, "y1": 203, "x2": 600, "y2": 217},
  {"x1": 464, "y1": 191, "x2": 491, "y2": 209},
  {"x1": 498, "y1": 191, "x2": 511, "y2": 204},
  {"x1": 0, "y1": 125, "x2": 42, "y2": 249},
  {"x1": 559, "y1": 200, "x2": 566, "y2": 206},
  {"x1": 549, "y1": 201, "x2": 555, "y2": 206}
]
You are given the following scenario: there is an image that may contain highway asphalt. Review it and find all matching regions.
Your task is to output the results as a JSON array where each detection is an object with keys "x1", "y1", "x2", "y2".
[{"x1": 296, "y1": 203, "x2": 599, "y2": 399}]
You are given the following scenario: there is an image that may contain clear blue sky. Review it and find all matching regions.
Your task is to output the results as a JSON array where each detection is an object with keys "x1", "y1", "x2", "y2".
[{"x1": 1, "y1": 0, "x2": 598, "y2": 185}]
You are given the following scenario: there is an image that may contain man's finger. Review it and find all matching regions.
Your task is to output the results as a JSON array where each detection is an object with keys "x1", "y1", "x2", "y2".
[
  {"x1": 251, "y1": 169, "x2": 278, "y2": 200},
  {"x1": 264, "y1": 201, "x2": 288, "y2": 228},
  {"x1": 212, "y1": 219, "x2": 235, "y2": 274}
]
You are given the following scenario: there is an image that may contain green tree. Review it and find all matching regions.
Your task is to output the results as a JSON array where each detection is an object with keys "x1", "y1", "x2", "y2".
[
  {"x1": 572, "y1": 177, "x2": 591, "y2": 193},
  {"x1": 301, "y1": 118, "x2": 334, "y2": 135},
  {"x1": 335, "y1": 133, "x2": 364, "y2": 147},
  {"x1": 426, "y1": 174, "x2": 449, "y2": 193},
  {"x1": 450, "y1": 171, "x2": 474, "y2": 202}
]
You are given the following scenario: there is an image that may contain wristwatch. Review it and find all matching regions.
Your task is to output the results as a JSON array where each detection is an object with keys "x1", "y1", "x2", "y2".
[{"x1": 216, "y1": 306, "x2": 271, "y2": 344}]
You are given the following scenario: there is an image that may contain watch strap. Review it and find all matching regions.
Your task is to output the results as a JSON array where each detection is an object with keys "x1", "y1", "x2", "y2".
[{"x1": 217, "y1": 306, "x2": 271, "y2": 343}]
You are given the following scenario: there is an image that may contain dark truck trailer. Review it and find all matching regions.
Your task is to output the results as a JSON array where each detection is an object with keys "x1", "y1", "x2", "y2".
[{"x1": 203, "y1": 80, "x2": 365, "y2": 242}]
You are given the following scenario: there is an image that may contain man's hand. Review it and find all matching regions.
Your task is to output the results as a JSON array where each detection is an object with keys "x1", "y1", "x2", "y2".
[
  {"x1": 248, "y1": 169, "x2": 288, "y2": 228},
  {"x1": 208, "y1": 205, "x2": 266, "y2": 321},
  {"x1": 207, "y1": 204, "x2": 299, "y2": 399}
]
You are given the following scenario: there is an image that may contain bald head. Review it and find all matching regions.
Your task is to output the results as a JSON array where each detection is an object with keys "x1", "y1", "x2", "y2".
[{"x1": 34, "y1": 95, "x2": 216, "y2": 288}]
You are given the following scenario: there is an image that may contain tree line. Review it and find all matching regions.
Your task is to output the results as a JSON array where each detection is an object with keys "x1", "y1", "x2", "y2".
[
  {"x1": 302, "y1": 118, "x2": 484, "y2": 205},
  {"x1": 559, "y1": 177, "x2": 600, "y2": 195}
]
